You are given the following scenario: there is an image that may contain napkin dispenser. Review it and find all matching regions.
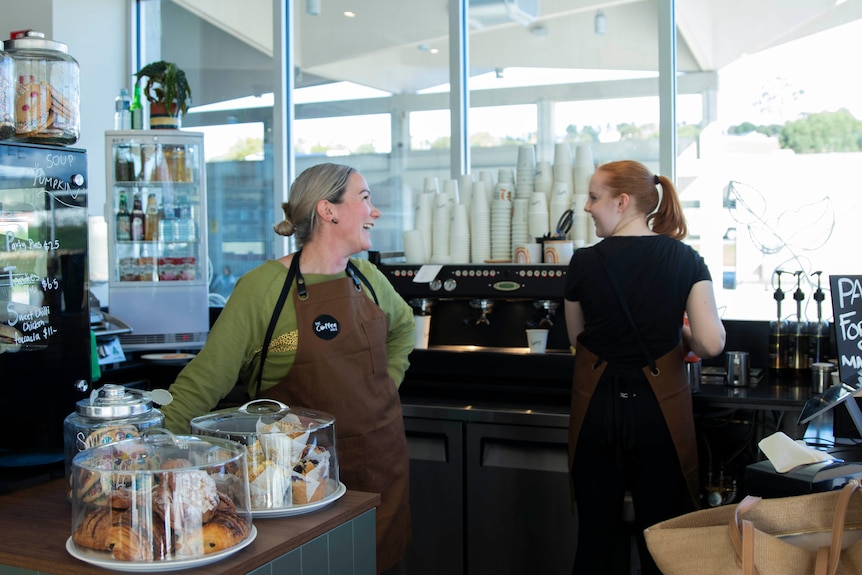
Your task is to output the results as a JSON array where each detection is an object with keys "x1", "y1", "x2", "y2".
[{"x1": 744, "y1": 458, "x2": 862, "y2": 498}]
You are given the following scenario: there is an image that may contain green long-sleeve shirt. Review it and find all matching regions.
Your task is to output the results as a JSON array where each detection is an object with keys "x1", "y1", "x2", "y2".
[{"x1": 160, "y1": 258, "x2": 415, "y2": 434}]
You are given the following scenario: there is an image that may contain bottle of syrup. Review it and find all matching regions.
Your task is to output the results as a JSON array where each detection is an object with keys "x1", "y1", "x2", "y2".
[
  {"x1": 788, "y1": 270, "x2": 810, "y2": 375},
  {"x1": 130, "y1": 192, "x2": 145, "y2": 241},
  {"x1": 116, "y1": 190, "x2": 131, "y2": 241},
  {"x1": 809, "y1": 271, "x2": 832, "y2": 365},
  {"x1": 768, "y1": 270, "x2": 790, "y2": 373}
]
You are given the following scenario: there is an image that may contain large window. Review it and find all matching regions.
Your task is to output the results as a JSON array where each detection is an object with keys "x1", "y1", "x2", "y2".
[{"x1": 140, "y1": 0, "x2": 860, "y2": 324}]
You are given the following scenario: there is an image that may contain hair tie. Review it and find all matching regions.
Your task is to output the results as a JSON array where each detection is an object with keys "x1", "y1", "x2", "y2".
[{"x1": 654, "y1": 174, "x2": 660, "y2": 185}]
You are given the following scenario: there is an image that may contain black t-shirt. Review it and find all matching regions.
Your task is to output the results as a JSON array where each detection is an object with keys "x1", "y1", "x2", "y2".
[{"x1": 564, "y1": 235, "x2": 712, "y2": 364}]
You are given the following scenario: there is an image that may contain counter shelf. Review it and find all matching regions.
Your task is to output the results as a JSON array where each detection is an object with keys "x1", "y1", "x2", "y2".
[{"x1": 0, "y1": 479, "x2": 379, "y2": 575}]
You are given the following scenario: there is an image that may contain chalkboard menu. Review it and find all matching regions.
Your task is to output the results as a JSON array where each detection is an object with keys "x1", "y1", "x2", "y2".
[
  {"x1": 830, "y1": 275, "x2": 862, "y2": 388},
  {"x1": 0, "y1": 142, "x2": 90, "y2": 455}
]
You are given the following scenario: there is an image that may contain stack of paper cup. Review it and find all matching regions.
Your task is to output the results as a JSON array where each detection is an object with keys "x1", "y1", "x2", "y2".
[
  {"x1": 402, "y1": 229, "x2": 426, "y2": 264},
  {"x1": 423, "y1": 176, "x2": 440, "y2": 195},
  {"x1": 573, "y1": 144, "x2": 594, "y2": 196},
  {"x1": 549, "y1": 181, "x2": 571, "y2": 239},
  {"x1": 478, "y1": 170, "x2": 495, "y2": 194},
  {"x1": 510, "y1": 198, "x2": 530, "y2": 258},
  {"x1": 490, "y1": 198, "x2": 512, "y2": 261},
  {"x1": 534, "y1": 161, "x2": 553, "y2": 201},
  {"x1": 431, "y1": 201, "x2": 450, "y2": 263},
  {"x1": 458, "y1": 173, "x2": 474, "y2": 218},
  {"x1": 570, "y1": 209, "x2": 591, "y2": 246},
  {"x1": 528, "y1": 191, "x2": 549, "y2": 241},
  {"x1": 496, "y1": 169, "x2": 515, "y2": 203},
  {"x1": 449, "y1": 204, "x2": 470, "y2": 263},
  {"x1": 553, "y1": 143, "x2": 573, "y2": 191},
  {"x1": 415, "y1": 191, "x2": 435, "y2": 262},
  {"x1": 515, "y1": 144, "x2": 536, "y2": 199},
  {"x1": 470, "y1": 181, "x2": 491, "y2": 263},
  {"x1": 442, "y1": 179, "x2": 459, "y2": 209}
]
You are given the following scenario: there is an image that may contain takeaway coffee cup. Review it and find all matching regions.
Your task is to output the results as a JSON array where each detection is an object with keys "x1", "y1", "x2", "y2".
[
  {"x1": 514, "y1": 243, "x2": 542, "y2": 264},
  {"x1": 543, "y1": 239, "x2": 574, "y2": 264},
  {"x1": 526, "y1": 329, "x2": 549, "y2": 353},
  {"x1": 413, "y1": 315, "x2": 431, "y2": 349},
  {"x1": 725, "y1": 351, "x2": 750, "y2": 387}
]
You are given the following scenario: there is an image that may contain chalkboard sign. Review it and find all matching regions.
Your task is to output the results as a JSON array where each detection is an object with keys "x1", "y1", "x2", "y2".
[
  {"x1": 830, "y1": 275, "x2": 862, "y2": 388},
  {"x1": 0, "y1": 142, "x2": 90, "y2": 453}
]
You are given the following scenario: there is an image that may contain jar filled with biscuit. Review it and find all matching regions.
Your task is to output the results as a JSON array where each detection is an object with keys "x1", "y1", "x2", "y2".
[
  {"x1": 0, "y1": 47, "x2": 13, "y2": 140},
  {"x1": 3, "y1": 31, "x2": 80, "y2": 145},
  {"x1": 191, "y1": 400, "x2": 342, "y2": 515},
  {"x1": 69, "y1": 430, "x2": 254, "y2": 566},
  {"x1": 63, "y1": 384, "x2": 171, "y2": 478}
]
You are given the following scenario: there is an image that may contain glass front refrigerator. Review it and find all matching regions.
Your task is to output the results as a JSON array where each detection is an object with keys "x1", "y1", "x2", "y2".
[{"x1": 105, "y1": 130, "x2": 209, "y2": 352}]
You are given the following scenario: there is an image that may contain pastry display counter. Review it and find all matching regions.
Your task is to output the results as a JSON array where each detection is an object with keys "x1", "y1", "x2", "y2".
[{"x1": 0, "y1": 479, "x2": 379, "y2": 575}]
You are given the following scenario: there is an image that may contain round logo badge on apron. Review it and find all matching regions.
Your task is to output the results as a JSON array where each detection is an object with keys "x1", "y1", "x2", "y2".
[{"x1": 312, "y1": 314, "x2": 340, "y2": 340}]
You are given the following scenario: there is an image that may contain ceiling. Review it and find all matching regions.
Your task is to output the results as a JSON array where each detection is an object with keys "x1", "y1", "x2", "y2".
[{"x1": 165, "y1": 0, "x2": 862, "y2": 108}]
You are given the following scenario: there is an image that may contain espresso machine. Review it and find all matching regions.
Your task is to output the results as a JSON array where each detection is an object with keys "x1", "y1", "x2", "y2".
[
  {"x1": 370, "y1": 253, "x2": 570, "y2": 351},
  {"x1": 369, "y1": 252, "x2": 574, "y2": 407}
]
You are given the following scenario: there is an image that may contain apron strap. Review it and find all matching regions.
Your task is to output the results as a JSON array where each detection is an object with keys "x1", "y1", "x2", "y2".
[
  {"x1": 596, "y1": 247, "x2": 658, "y2": 375},
  {"x1": 252, "y1": 253, "x2": 378, "y2": 397},
  {"x1": 253, "y1": 250, "x2": 300, "y2": 398},
  {"x1": 346, "y1": 260, "x2": 378, "y2": 305}
]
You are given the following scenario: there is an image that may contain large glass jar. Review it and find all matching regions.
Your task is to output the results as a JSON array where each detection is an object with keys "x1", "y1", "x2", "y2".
[
  {"x1": 3, "y1": 31, "x2": 80, "y2": 145},
  {"x1": 63, "y1": 384, "x2": 169, "y2": 477},
  {"x1": 0, "y1": 48, "x2": 13, "y2": 140}
]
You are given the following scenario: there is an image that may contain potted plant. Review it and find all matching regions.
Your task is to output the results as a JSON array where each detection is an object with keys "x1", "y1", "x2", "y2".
[{"x1": 134, "y1": 61, "x2": 192, "y2": 129}]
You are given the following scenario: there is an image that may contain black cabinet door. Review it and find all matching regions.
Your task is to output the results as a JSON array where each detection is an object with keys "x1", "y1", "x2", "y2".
[
  {"x1": 402, "y1": 417, "x2": 464, "y2": 575},
  {"x1": 465, "y1": 422, "x2": 577, "y2": 574}
]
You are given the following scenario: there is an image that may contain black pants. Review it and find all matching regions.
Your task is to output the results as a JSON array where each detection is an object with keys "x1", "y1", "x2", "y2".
[{"x1": 571, "y1": 366, "x2": 692, "y2": 575}]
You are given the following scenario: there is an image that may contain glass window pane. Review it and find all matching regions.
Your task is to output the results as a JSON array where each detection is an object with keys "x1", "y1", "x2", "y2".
[{"x1": 676, "y1": 4, "x2": 862, "y2": 322}]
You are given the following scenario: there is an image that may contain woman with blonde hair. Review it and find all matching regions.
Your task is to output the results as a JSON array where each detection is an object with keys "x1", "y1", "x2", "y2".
[{"x1": 162, "y1": 163, "x2": 415, "y2": 573}]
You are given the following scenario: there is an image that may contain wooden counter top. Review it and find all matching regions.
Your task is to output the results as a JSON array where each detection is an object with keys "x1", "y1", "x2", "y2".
[{"x1": 0, "y1": 479, "x2": 380, "y2": 575}]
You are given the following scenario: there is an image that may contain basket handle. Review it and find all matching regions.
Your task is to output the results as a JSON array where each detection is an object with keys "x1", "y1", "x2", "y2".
[
  {"x1": 729, "y1": 479, "x2": 862, "y2": 575},
  {"x1": 818, "y1": 479, "x2": 862, "y2": 575}
]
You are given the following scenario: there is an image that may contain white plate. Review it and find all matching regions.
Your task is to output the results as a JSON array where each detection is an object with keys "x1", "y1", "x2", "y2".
[
  {"x1": 252, "y1": 480, "x2": 347, "y2": 518},
  {"x1": 141, "y1": 353, "x2": 196, "y2": 365},
  {"x1": 66, "y1": 525, "x2": 256, "y2": 573}
]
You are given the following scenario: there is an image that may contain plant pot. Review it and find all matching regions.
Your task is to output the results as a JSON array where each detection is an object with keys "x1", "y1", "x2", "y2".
[{"x1": 149, "y1": 102, "x2": 181, "y2": 130}]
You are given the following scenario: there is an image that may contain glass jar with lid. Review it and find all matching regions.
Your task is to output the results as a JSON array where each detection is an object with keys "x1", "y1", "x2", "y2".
[
  {"x1": 191, "y1": 399, "x2": 342, "y2": 514},
  {"x1": 63, "y1": 384, "x2": 171, "y2": 476},
  {"x1": 3, "y1": 31, "x2": 80, "y2": 145},
  {"x1": 0, "y1": 47, "x2": 13, "y2": 140}
]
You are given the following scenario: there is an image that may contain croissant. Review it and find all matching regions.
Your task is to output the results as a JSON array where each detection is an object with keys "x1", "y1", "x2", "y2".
[
  {"x1": 201, "y1": 508, "x2": 250, "y2": 553},
  {"x1": 72, "y1": 508, "x2": 153, "y2": 562}
]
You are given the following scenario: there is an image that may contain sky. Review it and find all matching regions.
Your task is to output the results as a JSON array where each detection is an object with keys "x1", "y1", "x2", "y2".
[{"x1": 189, "y1": 17, "x2": 862, "y2": 160}]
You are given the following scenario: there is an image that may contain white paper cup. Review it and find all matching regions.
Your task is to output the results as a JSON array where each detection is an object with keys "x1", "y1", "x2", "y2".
[
  {"x1": 414, "y1": 315, "x2": 431, "y2": 349},
  {"x1": 543, "y1": 239, "x2": 574, "y2": 264},
  {"x1": 514, "y1": 243, "x2": 542, "y2": 264},
  {"x1": 526, "y1": 329, "x2": 549, "y2": 353}
]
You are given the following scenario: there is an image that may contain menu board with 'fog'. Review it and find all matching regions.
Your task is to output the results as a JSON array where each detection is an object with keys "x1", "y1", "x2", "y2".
[
  {"x1": 0, "y1": 141, "x2": 90, "y2": 454},
  {"x1": 830, "y1": 275, "x2": 862, "y2": 388}
]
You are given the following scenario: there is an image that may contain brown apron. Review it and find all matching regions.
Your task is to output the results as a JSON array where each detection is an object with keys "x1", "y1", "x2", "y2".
[
  {"x1": 264, "y1": 256, "x2": 411, "y2": 572},
  {"x1": 568, "y1": 339, "x2": 700, "y2": 508}
]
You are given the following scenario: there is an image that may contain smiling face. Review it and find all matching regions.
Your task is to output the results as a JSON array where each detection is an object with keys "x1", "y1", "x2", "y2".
[
  {"x1": 330, "y1": 172, "x2": 381, "y2": 253},
  {"x1": 583, "y1": 170, "x2": 622, "y2": 238}
]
